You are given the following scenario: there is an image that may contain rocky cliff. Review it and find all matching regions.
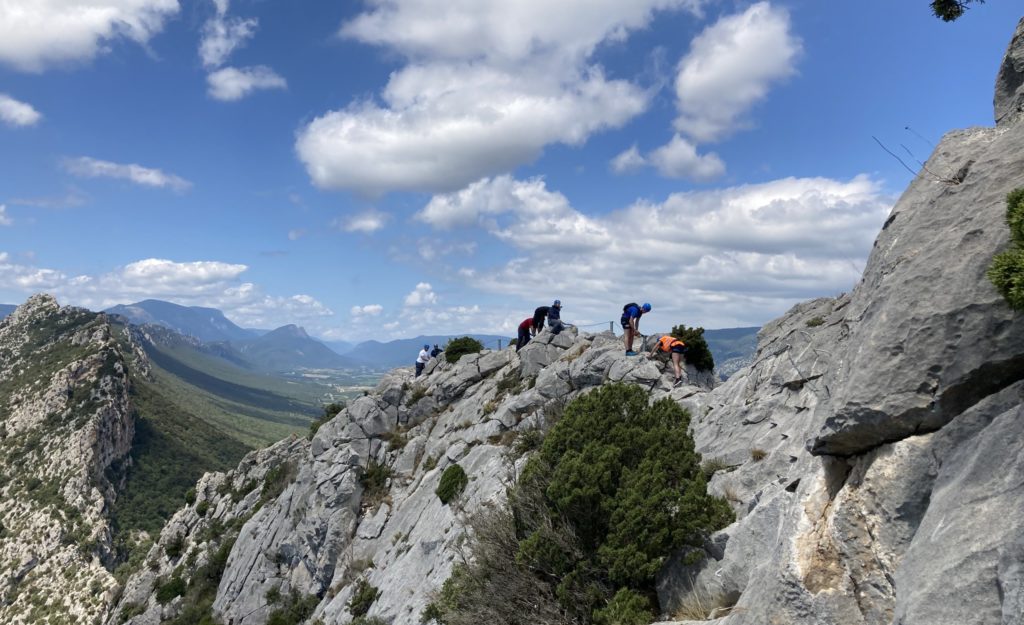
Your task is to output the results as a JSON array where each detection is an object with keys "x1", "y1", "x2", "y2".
[
  {"x1": 16, "y1": 18, "x2": 1024, "y2": 625},
  {"x1": 0, "y1": 295, "x2": 136, "y2": 625}
]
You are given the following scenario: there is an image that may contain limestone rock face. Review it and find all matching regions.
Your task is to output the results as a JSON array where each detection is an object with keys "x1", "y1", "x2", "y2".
[
  {"x1": 655, "y1": 29, "x2": 1024, "y2": 624},
  {"x1": 109, "y1": 330, "x2": 717, "y2": 625},
  {"x1": 996, "y1": 17, "x2": 1024, "y2": 125},
  {"x1": 0, "y1": 296, "x2": 136, "y2": 625}
]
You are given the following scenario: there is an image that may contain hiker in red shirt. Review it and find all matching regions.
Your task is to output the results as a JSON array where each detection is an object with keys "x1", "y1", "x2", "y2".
[{"x1": 516, "y1": 317, "x2": 534, "y2": 351}]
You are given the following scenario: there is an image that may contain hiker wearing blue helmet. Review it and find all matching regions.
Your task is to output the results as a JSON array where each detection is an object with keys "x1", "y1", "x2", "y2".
[
  {"x1": 547, "y1": 299, "x2": 565, "y2": 335},
  {"x1": 621, "y1": 302, "x2": 651, "y2": 355},
  {"x1": 415, "y1": 343, "x2": 431, "y2": 377}
]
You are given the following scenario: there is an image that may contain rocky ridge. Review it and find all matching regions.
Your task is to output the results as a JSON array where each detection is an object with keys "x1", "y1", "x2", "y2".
[
  {"x1": 0, "y1": 295, "x2": 137, "y2": 625},
  {"x1": 108, "y1": 18, "x2": 1024, "y2": 625}
]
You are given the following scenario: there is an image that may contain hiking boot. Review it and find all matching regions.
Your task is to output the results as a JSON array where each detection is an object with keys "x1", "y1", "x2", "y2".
[
  {"x1": 673, "y1": 377, "x2": 682, "y2": 387},
  {"x1": 625, "y1": 350, "x2": 637, "y2": 356}
]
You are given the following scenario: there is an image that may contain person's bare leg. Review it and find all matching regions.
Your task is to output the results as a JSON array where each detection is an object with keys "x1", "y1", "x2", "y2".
[
  {"x1": 624, "y1": 328, "x2": 633, "y2": 352},
  {"x1": 672, "y1": 353, "x2": 682, "y2": 379}
]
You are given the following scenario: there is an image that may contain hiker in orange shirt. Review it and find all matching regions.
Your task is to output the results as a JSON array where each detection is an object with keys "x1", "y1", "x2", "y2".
[{"x1": 649, "y1": 334, "x2": 687, "y2": 385}]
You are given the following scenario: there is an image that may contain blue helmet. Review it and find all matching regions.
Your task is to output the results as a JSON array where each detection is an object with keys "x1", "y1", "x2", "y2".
[
  {"x1": 642, "y1": 303, "x2": 652, "y2": 312},
  {"x1": 553, "y1": 299, "x2": 562, "y2": 307},
  {"x1": 423, "y1": 344, "x2": 430, "y2": 350}
]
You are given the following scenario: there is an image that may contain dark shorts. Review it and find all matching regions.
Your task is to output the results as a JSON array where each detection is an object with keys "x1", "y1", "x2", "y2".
[
  {"x1": 620, "y1": 316, "x2": 634, "y2": 329},
  {"x1": 670, "y1": 345, "x2": 686, "y2": 354}
]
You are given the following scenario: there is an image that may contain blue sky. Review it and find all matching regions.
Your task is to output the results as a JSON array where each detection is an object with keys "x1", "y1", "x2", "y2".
[{"x1": 0, "y1": 0, "x2": 1019, "y2": 340}]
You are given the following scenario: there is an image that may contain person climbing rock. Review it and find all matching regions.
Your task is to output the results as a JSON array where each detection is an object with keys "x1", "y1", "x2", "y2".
[
  {"x1": 649, "y1": 334, "x2": 687, "y2": 385},
  {"x1": 516, "y1": 317, "x2": 534, "y2": 351},
  {"x1": 532, "y1": 305, "x2": 550, "y2": 334},
  {"x1": 415, "y1": 344, "x2": 430, "y2": 377},
  {"x1": 621, "y1": 302, "x2": 651, "y2": 355},
  {"x1": 547, "y1": 299, "x2": 565, "y2": 335},
  {"x1": 430, "y1": 344, "x2": 443, "y2": 358}
]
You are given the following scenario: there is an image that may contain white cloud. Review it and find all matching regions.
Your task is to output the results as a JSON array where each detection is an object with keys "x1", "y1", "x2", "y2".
[
  {"x1": 648, "y1": 134, "x2": 725, "y2": 181},
  {"x1": 0, "y1": 94, "x2": 42, "y2": 127},
  {"x1": 403, "y1": 282, "x2": 438, "y2": 307},
  {"x1": 296, "y1": 1, "x2": 712, "y2": 195},
  {"x1": 64, "y1": 156, "x2": 192, "y2": 191},
  {"x1": 351, "y1": 304, "x2": 384, "y2": 317},
  {"x1": 199, "y1": 0, "x2": 257, "y2": 68},
  {"x1": 288, "y1": 229, "x2": 305, "y2": 241},
  {"x1": 0, "y1": 0, "x2": 180, "y2": 72},
  {"x1": 0, "y1": 205, "x2": 11, "y2": 226},
  {"x1": 420, "y1": 174, "x2": 892, "y2": 328},
  {"x1": 0, "y1": 255, "x2": 334, "y2": 331},
  {"x1": 610, "y1": 145, "x2": 646, "y2": 173},
  {"x1": 207, "y1": 66, "x2": 287, "y2": 101},
  {"x1": 340, "y1": 0, "x2": 705, "y2": 64},
  {"x1": 337, "y1": 210, "x2": 389, "y2": 234},
  {"x1": 673, "y1": 1, "x2": 801, "y2": 143}
]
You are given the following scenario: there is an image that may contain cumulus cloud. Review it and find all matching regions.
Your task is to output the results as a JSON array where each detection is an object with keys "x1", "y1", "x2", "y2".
[
  {"x1": 207, "y1": 66, "x2": 287, "y2": 101},
  {"x1": 296, "y1": 0, "x2": 710, "y2": 195},
  {"x1": 199, "y1": 0, "x2": 257, "y2": 68},
  {"x1": 0, "y1": 94, "x2": 42, "y2": 127},
  {"x1": 336, "y1": 210, "x2": 389, "y2": 234},
  {"x1": 404, "y1": 282, "x2": 438, "y2": 307},
  {"x1": 64, "y1": 156, "x2": 192, "y2": 191},
  {"x1": 672, "y1": 1, "x2": 801, "y2": 143},
  {"x1": 351, "y1": 304, "x2": 384, "y2": 317},
  {"x1": 647, "y1": 134, "x2": 725, "y2": 181},
  {"x1": 0, "y1": 255, "x2": 334, "y2": 331},
  {"x1": 0, "y1": 0, "x2": 180, "y2": 72},
  {"x1": 610, "y1": 145, "x2": 646, "y2": 174},
  {"x1": 420, "y1": 174, "x2": 892, "y2": 327},
  {"x1": 0, "y1": 205, "x2": 10, "y2": 226}
]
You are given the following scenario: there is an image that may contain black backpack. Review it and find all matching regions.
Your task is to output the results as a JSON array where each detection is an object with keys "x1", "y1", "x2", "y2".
[{"x1": 622, "y1": 302, "x2": 640, "y2": 319}]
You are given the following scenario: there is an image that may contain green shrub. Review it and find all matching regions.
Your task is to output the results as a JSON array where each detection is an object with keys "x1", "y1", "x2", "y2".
[
  {"x1": 261, "y1": 461, "x2": 297, "y2": 506},
  {"x1": 512, "y1": 429, "x2": 544, "y2": 456},
  {"x1": 351, "y1": 618, "x2": 388, "y2": 625},
  {"x1": 406, "y1": 386, "x2": 428, "y2": 407},
  {"x1": 670, "y1": 325, "x2": 714, "y2": 372},
  {"x1": 164, "y1": 534, "x2": 185, "y2": 559},
  {"x1": 348, "y1": 579, "x2": 380, "y2": 617},
  {"x1": 266, "y1": 589, "x2": 319, "y2": 625},
  {"x1": 432, "y1": 383, "x2": 732, "y2": 625},
  {"x1": 445, "y1": 337, "x2": 484, "y2": 364},
  {"x1": 436, "y1": 464, "x2": 468, "y2": 505},
  {"x1": 184, "y1": 488, "x2": 196, "y2": 505},
  {"x1": 989, "y1": 188, "x2": 1024, "y2": 311},
  {"x1": 805, "y1": 316, "x2": 825, "y2": 327},
  {"x1": 155, "y1": 575, "x2": 187, "y2": 604},
  {"x1": 309, "y1": 402, "x2": 345, "y2": 440},
  {"x1": 360, "y1": 460, "x2": 393, "y2": 508},
  {"x1": 422, "y1": 454, "x2": 439, "y2": 472},
  {"x1": 593, "y1": 588, "x2": 652, "y2": 625},
  {"x1": 195, "y1": 500, "x2": 210, "y2": 517}
]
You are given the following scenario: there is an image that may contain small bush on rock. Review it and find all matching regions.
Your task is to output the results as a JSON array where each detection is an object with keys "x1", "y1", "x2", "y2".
[
  {"x1": 445, "y1": 337, "x2": 484, "y2": 364},
  {"x1": 348, "y1": 578, "x2": 381, "y2": 617},
  {"x1": 670, "y1": 325, "x2": 714, "y2": 372},
  {"x1": 266, "y1": 589, "x2": 319, "y2": 625},
  {"x1": 989, "y1": 189, "x2": 1024, "y2": 311},
  {"x1": 360, "y1": 460, "x2": 393, "y2": 508},
  {"x1": 156, "y1": 575, "x2": 187, "y2": 604},
  {"x1": 431, "y1": 383, "x2": 733, "y2": 625},
  {"x1": 436, "y1": 464, "x2": 468, "y2": 505}
]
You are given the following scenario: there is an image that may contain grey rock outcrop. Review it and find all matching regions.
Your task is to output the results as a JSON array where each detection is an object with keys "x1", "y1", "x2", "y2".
[
  {"x1": 996, "y1": 18, "x2": 1024, "y2": 125},
  {"x1": 0, "y1": 296, "x2": 136, "y2": 625},
  {"x1": 656, "y1": 21, "x2": 1024, "y2": 625}
]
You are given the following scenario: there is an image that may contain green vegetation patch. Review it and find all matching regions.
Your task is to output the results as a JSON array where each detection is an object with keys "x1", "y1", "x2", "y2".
[
  {"x1": 435, "y1": 465, "x2": 468, "y2": 505},
  {"x1": 426, "y1": 383, "x2": 733, "y2": 625},
  {"x1": 107, "y1": 379, "x2": 249, "y2": 540},
  {"x1": 670, "y1": 324, "x2": 715, "y2": 372},
  {"x1": 266, "y1": 589, "x2": 320, "y2": 625},
  {"x1": 348, "y1": 579, "x2": 381, "y2": 617},
  {"x1": 989, "y1": 188, "x2": 1024, "y2": 310},
  {"x1": 444, "y1": 337, "x2": 484, "y2": 364},
  {"x1": 360, "y1": 460, "x2": 393, "y2": 509}
]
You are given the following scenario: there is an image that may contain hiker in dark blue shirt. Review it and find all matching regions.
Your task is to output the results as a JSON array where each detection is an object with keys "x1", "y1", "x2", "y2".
[
  {"x1": 532, "y1": 306, "x2": 550, "y2": 334},
  {"x1": 547, "y1": 300, "x2": 565, "y2": 335},
  {"x1": 621, "y1": 302, "x2": 651, "y2": 355}
]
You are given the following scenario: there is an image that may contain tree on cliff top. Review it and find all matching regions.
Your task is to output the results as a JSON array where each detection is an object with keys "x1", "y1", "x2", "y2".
[{"x1": 931, "y1": 0, "x2": 985, "y2": 21}]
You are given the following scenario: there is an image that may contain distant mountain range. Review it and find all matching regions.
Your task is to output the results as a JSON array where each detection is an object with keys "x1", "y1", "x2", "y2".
[
  {"x1": 106, "y1": 299, "x2": 256, "y2": 342},
  {"x1": 344, "y1": 334, "x2": 513, "y2": 369}
]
